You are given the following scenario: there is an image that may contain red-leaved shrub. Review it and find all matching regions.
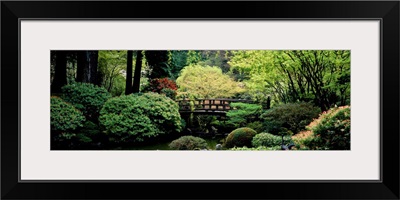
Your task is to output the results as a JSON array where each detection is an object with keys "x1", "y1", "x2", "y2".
[{"x1": 146, "y1": 78, "x2": 177, "y2": 93}]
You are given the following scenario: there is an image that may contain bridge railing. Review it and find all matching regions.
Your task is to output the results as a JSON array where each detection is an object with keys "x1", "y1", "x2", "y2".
[{"x1": 176, "y1": 98, "x2": 253, "y2": 112}]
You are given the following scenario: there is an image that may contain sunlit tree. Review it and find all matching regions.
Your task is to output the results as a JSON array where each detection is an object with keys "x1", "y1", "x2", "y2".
[{"x1": 176, "y1": 64, "x2": 244, "y2": 98}]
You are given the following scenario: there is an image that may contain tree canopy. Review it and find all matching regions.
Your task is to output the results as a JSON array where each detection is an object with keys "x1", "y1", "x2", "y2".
[
  {"x1": 176, "y1": 64, "x2": 245, "y2": 98},
  {"x1": 228, "y1": 50, "x2": 350, "y2": 110}
]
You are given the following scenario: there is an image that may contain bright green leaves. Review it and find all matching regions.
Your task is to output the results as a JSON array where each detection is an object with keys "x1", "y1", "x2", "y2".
[
  {"x1": 252, "y1": 133, "x2": 292, "y2": 148},
  {"x1": 50, "y1": 96, "x2": 85, "y2": 132},
  {"x1": 228, "y1": 50, "x2": 351, "y2": 110},
  {"x1": 99, "y1": 93, "x2": 182, "y2": 143},
  {"x1": 226, "y1": 103, "x2": 262, "y2": 128},
  {"x1": 176, "y1": 64, "x2": 245, "y2": 98},
  {"x1": 260, "y1": 102, "x2": 321, "y2": 136},
  {"x1": 98, "y1": 50, "x2": 128, "y2": 96},
  {"x1": 61, "y1": 83, "x2": 112, "y2": 120}
]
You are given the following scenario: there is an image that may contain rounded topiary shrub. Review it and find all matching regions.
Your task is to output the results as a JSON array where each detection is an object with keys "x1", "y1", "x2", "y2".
[
  {"x1": 61, "y1": 83, "x2": 112, "y2": 120},
  {"x1": 223, "y1": 127, "x2": 257, "y2": 148},
  {"x1": 306, "y1": 106, "x2": 351, "y2": 150},
  {"x1": 99, "y1": 92, "x2": 182, "y2": 143},
  {"x1": 260, "y1": 102, "x2": 321, "y2": 135},
  {"x1": 169, "y1": 135, "x2": 208, "y2": 150},
  {"x1": 51, "y1": 96, "x2": 85, "y2": 132},
  {"x1": 252, "y1": 133, "x2": 292, "y2": 148}
]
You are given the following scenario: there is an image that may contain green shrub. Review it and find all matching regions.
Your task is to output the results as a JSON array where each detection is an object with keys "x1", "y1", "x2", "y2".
[
  {"x1": 210, "y1": 119, "x2": 236, "y2": 134},
  {"x1": 61, "y1": 83, "x2": 112, "y2": 120},
  {"x1": 99, "y1": 92, "x2": 182, "y2": 143},
  {"x1": 226, "y1": 103, "x2": 262, "y2": 128},
  {"x1": 161, "y1": 88, "x2": 177, "y2": 100},
  {"x1": 51, "y1": 96, "x2": 85, "y2": 132},
  {"x1": 246, "y1": 121, "x2": 264, "y2": 133},
  {"x1": 260, "y1": 102, "x2": 321, "y2": 135},
  {"x1": 79, "y1": 121, "x2": 100, "y2": 136},
  {"x1": 75, "y1": 121, "x2": 105, "y2": 145},
  {"x1": 223, "y1": 127, "x2": 257, "y2": 148},
  {"x1": 51, "y1": 132, "x2": 96, "y2": 150},
  {"x1": 109, "y1": 75, "x2": 126, "y2": 97},
  {"x1": 143, "y1": 78, "x2": 178, "y2": 93},
  {"x1": 252, "y1": 133, "x2": 292, "y2": 148},
  {"x1": 193, "y1": 115, "x2": 219, "y2": 133},
  {"x1": 230, "y1": 146, "x2": 281, "y2": 151},
  {"x1": 169, "y1": 135, "x2": 208, "y2": 150},
  {"x1": 305, "y1": 106, "x2": 350, "y2": 150}
]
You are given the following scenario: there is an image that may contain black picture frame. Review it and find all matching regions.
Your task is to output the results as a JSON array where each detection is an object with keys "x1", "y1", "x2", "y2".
[{"x1": 1, "y1": 1, "x2": 399, "y2": 199}]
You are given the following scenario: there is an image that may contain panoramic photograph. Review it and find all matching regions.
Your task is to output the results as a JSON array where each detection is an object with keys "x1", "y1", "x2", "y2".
[{"x1": 50, "y1": 50, "x2": 350, "y2": 151}]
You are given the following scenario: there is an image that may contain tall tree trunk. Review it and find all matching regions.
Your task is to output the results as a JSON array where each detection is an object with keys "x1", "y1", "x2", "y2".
[
  {"x1": 51, "y1": 51, "x2": 67, "y2": 93},
  {"x1": 125, "y1": 50, "x2": 133, "y2": 95},
  {"x1": 76, "y1": 51, "x2": 98, "y2": 84},
  {"x1": 132, "y1": 50, "x2": 143, "y2": 93},
  {"x1": 71, "y1": 56, "x2": 76, "y2": 82},
  {"x1": 88, "y1": 51, "x2": 99, "y2": 85},
  {"x1": 76, "y1": 51, "x2": 89, "y2": 83}
]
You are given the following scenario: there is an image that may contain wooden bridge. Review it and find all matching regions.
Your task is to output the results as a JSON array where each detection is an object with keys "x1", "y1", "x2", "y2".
[{"x1": 176, "y1": 98, "x2": 253, "y2": 115}]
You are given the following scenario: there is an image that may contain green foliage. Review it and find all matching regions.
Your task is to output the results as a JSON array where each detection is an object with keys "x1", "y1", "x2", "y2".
[
  {"x1": 79, "y1": 121, "x2": 101, "y2": 137},
  {"x1": 198, "y1": 50, "x2": 232, "y2": 73},
  {"x1": 51, "y1": 96, "x2": 85, "y2": 132},
  {"x1": 186, "y1": 50, "x2": 202, "y2": 65},
  {"x1": 210, "y1": 119, "x2": 236, "y2": 135},
  {"x1": 99, "y1": 92, "x2": 182, "y2": 143},
  {"x1": 228, "y1": 50, "x2": 351, "y2": 110},
  {"x1": 139, "y1": 77, "x2": 150, "y2": 92},
  {"x1": 51, "y1": 132, "x2": 95, "y2": 150},
  {"x1": 192, "y1": 115, "x2": 218, "y2": 133},
  {"x1": 180, "y1": 50, "x2": 232, "y2": 73},
  {"x1": 145, "y1": 50, "x2": 171, "y2": 78},
  {"x1": 260, "y1": 102, "x2": 321, "y2": 135},
  {"x1": 51, "y1": 96, "x2": 89, "y2": 149},
  {"x1": 223, "y1": 127, "x2": 257, "y2": 148},
  {"x1": 304, "y1": 106, "x2": 350, "y2": 150},
  {"x1": 75, "y1": 133, "x2": 93, "y2": 143},
  {"x1": 109, "y1": 75, "x2": 126, "y2": 97},
  {"x1": 51, "y1": 110, "x2": 107, "y2": 149},
  {"x1": 279, "y1": 50, "x2": 351, "y2": 110},
  {"x1": 230, "y1": 146, "x2": 281, "y2": 151},
  {"x1": 228, "y1": 50, "x2": 281, "y2": 104},
  {"x1": 226, "y1": 103, "x2": 262, "y2": 128},
  {"x1": 176, "y1": 64, "x2": 245, "y2": 98},
  {"x1": 180, "y1": 118, "x2": 187, "y2": 130},
  {"x1": 61, "y1": 83, "x2": 112, "y2": 120},
  {"x1": 142, "y1": 78, "x2": 178, "y2": 100},
  {"x1": 168, "y1": 135, "x2": 208, "y2": 150},
  {"x1": 167, "y1": 50, "x2": 188, "y2": 80},
  {"x1": 252, "y1": 133, "x2": 291, "y2": 148},
  {"x1": 246, "y1": 121, "x2": 264, "y2": 133},
  {"x1": 98, "y1": 50, "x2": 127, "y2": 96},
  {"x1": 161, "y1": 88, "x2": 177, "y2": 100},
  {"x1": 51, "y1": 133, "x2": 77, "y2": 149}
]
